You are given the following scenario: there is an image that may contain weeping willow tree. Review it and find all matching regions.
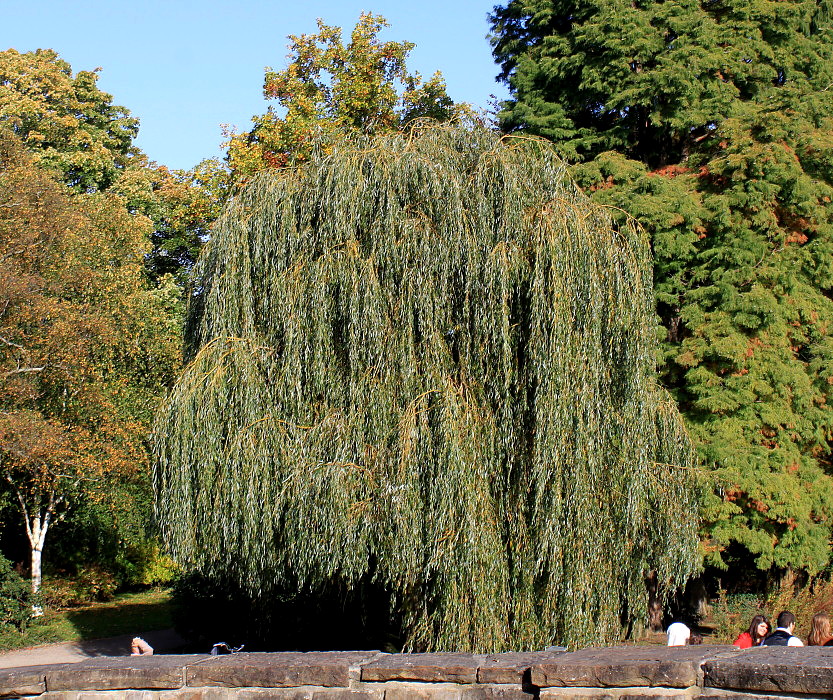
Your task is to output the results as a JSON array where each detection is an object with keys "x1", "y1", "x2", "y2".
[{"x1": 154, "y1": 122, "x2": 700, "y2": 652}]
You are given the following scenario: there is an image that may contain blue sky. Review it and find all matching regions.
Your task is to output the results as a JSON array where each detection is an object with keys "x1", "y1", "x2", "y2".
[{"x1": 4, "y1": 1, "x2": 508, "y2": 170}]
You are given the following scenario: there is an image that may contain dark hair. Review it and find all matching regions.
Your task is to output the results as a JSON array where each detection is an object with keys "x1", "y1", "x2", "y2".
[
  {"x1": 687, "y1": 632, "x2": 703, "y2": 645},
  {"x1": 777, "y1": 610, "x2": 796, "y2": 629},
  {"x1": 747, "y1": 614, "x2": 769, "y2": 645}
]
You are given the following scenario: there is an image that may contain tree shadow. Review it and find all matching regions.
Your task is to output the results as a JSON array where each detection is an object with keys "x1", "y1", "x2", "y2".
[{"x1": 62, "y1": 594, "x2": 182, "y2": 657}]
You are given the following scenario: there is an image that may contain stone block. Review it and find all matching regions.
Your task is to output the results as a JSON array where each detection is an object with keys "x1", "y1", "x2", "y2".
[
  {"x1": 234, "y1": 689, "x2": 381, "y2": 700},
  {"x1": 381, "y1": 682, "x2": 465, "y2": 700},
  {"x1": 121, "y1": 691, "x2": 158, "y2": 700},
  {"x1": 76, "y1": 693, "x2": 156, "y2": 700},
  {"x1": 477, "y1": 652, "x2": 567, "y2": 685},
  {"x1": 45, "y1": 655, "x2": 211, "y2": 691},
  {"x1": 461, "y1": 684, "x2": 537, "y2": 699},
  {"x1": 159, "y1": 688, "x2": 231, "y2": 700},
  {"x1": 380, "y1": 684, "x2": 533, "y2": 700},
  {"x1": 539, "y1": 688, "x2": 701, "y2": 700},
  {"x1": 698, "y1": 694, "x2": 821, "y2": 700},
  {"x1": 531, "y1": 646, "x2": 738, "y2": 688},
  {"x1": 702, "y1": 645, "x2": 833, "y2": 695},
  {"x1": 361, "y1": 653, "x2": 481, "y2": 683},
  {"x1": 0, "y1": 663, "x2": 48, "y2": 698},
  {"x1": 186, "y1": 652, "x2": 380, "y2": 689}
]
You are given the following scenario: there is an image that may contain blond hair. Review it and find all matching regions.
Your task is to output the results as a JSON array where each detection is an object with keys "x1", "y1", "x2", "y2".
[{"x1": 808, "y1": 611, "x2": 831, "y2": 646}]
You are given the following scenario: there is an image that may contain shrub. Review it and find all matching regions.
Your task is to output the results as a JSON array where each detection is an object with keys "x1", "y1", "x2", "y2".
[
  {"x1": 711, "y1": 587, "x2": 765, "y2": 643},
  {"x1": 74, "y1": 566, "x2": 117, "y2": 602},
  {"x1": 0, "y1": 555, "x2": 34, "y2": 631},
  {"x1": 766, "y1": 574, "x2": 833, "y2": 641},
  {"x1": 38, "y1": 576, "x2": 77, "y2": 609},
  {"x1": 117, "y1": 543, "x2": 178, "y2": 588}
]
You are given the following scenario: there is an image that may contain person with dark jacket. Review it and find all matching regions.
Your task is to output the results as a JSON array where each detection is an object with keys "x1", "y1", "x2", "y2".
[{"x1": 762, "y1": 611, "x2": 804, "y2": 646}]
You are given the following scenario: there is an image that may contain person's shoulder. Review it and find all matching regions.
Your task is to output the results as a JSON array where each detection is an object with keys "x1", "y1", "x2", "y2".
[
  {"x1": 733, "y1": 631, "x2": 751, "y2": 648},
  {"x1": 787, "y1": 636, "x2": 804, "y2": 646}
]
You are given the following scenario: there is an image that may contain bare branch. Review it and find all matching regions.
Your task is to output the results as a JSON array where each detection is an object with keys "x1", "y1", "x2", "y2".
[
  {"x1": 3, "y1": 471, "x2": 35, "y2": 545},
  {"x1": 0, "y1": 247, "x2": 27, "y2": 262},
  {"x1": 0, "y1": 334, "x2": 24, "y2": 350},
  {"x1": 3, "y1": 366, "x2": 45, "y2": 376}
]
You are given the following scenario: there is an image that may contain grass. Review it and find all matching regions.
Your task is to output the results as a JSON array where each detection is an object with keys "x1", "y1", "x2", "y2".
[{"x1": 0, "y1": 588, "x2": 174, "y2": 652}]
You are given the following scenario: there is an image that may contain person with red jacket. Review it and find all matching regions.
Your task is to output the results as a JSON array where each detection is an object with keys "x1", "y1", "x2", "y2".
[{"x1": 733, "y1": 614, "x2": 770, "y2": 649}]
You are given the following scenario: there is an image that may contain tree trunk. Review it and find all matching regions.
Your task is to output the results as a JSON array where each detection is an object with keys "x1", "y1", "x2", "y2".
[
  {"x1": 31, "y1": 544, "x2": 42, "y2": 595},
  {"x1": 25, "y1": 510, "x2": 51, "y2": 615},
  {"x1": 4, "y1": 474, "x2": 62, "y2": 614},
  {"x1": 684, "y1": 577, "x2": 710, "y2": 620},
  {"x1": 645, "y1": 570, "x2": 663, "y2": 632}
]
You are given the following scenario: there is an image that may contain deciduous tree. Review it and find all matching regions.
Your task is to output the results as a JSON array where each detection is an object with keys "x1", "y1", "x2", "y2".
[
  {"x1": 226, "y1": 13, "x2": 461, "y2": 178},
  {"x1": 0, "y1": 48, "x2": 139, "y2": 192},
  {"x1": 111, "y1": 157, "x2": 231, "y2": 286},
  {"x1": 0, "y1": 47, "x2": 226, "y2": 285},
  {"x1": 155, "y1": 123, "x2": 700, "y2": 651},
  {"x1": 0, "y1": 131, "x2": 180, "y2": 593}
]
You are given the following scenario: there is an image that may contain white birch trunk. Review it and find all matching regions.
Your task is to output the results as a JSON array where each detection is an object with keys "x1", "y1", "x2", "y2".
[
  {"x1": 27, "y1": 511, "x2": 50, "y2": 616},
  {"x1": 3, "y1": 472, "x2": 73, "y2": 616},
  {"x1": 29, "y1": 514, "x2": 48, "y2": 596}
]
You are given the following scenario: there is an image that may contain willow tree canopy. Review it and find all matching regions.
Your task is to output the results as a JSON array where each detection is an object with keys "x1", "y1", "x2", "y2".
[{"x1": 154, "y1": 122, "x2": 700, "y2": 652}]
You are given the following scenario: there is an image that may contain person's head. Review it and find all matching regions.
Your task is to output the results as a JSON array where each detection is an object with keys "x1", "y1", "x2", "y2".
[
  {"x1": 666, "y1": 621, "x2": 690, "y2": 646},
  {"x1": 808, "y1": 611, "x2": 831, "y2": 646},
  {"x1": 748, "y1": 614, "x2": 770, "y2": 644},
  {"x1": 776, "y1": 610, "x2": 796, "y2": 632},
  {"x1": 687, "y1": 632, "x2": 703, "y2": 645}
]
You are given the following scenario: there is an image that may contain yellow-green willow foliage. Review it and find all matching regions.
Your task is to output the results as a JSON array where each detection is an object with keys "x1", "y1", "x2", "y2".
[{"x1": 153, "y1": 122, "x2": 700, "y2": 651}]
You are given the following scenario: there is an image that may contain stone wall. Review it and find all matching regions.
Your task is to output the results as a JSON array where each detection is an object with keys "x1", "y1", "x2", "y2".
[{"x1": 4, "y1": 645, "x2": 833, "y2": 699}]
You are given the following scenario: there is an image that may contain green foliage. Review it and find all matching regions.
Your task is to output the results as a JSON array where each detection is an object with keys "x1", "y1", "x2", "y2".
[
  {"x1": 0, "y1": 129, "x2": 182, "y2": 594},
  {"x1": 72, "y1": 566, "x2": 117, "y2": 603},
  {"x1": 155, "y1": 122, "x2": 700, "y2": 651},
  {"x1": 491, "y1": 0, "x2": 833, "y2": 574},
  {"x1": 0, "y1": 554, "x2": 33, "y2": 631},
  {"x1": 44, "y1": 481, "x2": 177, "y2": 591},
  {"x1": 226, "y1": 13, "x2": 462, "y2": 178},
  {"x1": 710, "y1": 588, "x2": 764, "y2": 643},
  {"x1": 0, "y1": 48, "x2": 139, "y2": 191},
  {"x1": 128, "y1": 546, "x2": 178, "y2": 587},
  {"x1": 0, "y1": 47, "x2": 220, "y2": 285},
  {"x1": 112, "y1": 157, "x2": 232, "y2": 285}
]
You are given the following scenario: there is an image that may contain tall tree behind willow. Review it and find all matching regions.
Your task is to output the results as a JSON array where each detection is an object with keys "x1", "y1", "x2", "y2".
[
  {"x1": 0, "y1": 48, "x2": 138, "y2": 193},
  {"x1": 225, "y1": 13, "x2": 461, "y2": 180},
  {"x1": 154, "y1": 122, "x2": 699, "y2": 651},
  {"x1": 0, "y1": 47, "x2": 229, "y2": 286},
  {"x1": 490, "y1": 0, "x2": 833, "y2": 577}
]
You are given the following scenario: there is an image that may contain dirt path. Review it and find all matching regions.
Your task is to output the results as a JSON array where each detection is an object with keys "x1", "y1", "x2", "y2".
[{"x1": 0, "y1": 628, "x2": 186, "y2": 669}]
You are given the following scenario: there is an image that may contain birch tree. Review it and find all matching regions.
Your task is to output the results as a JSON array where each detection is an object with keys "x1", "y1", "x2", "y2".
[
  {"x1": 0, "y1": 130, "x2": 180, "y2": 595},
  {"x1": 0, "y1": 413, "x2": 80, "y2": 596}
]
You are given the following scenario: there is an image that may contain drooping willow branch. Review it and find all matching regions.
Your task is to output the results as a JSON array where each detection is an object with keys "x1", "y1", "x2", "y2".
[{"x1": 154, "y1": 122, "x2": 700, "y2": 652}]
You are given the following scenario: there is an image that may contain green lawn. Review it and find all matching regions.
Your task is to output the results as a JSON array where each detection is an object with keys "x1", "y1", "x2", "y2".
[{"x1": 0, "y1": 588, "x2": 174, "y2": 652}]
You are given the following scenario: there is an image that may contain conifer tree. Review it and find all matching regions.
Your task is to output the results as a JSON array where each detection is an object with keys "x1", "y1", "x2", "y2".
[
  {"x1": 154, "y1": 122, "x2": 700, "y2": 651},
  {"x1": 490, "y1": 0, "x2": 833, "y2": 574}
]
